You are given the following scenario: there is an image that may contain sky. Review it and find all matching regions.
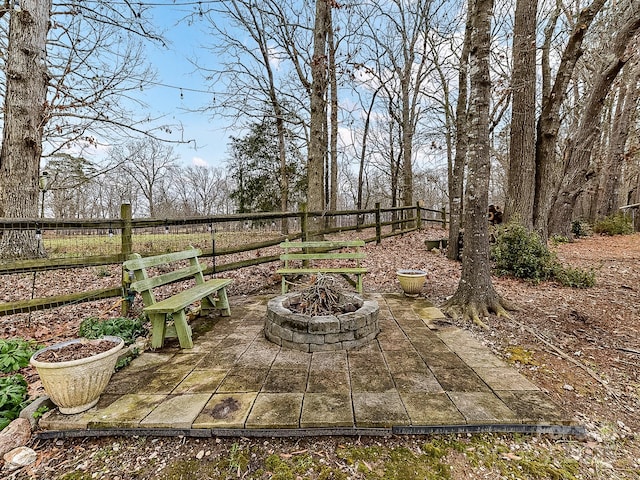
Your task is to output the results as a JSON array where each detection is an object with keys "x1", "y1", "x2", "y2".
[{"x1": 135, "y1": 2, "x2": 230, "y2": 169}]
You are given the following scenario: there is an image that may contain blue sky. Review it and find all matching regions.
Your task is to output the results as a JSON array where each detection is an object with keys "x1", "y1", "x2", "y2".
[{"x1": 138, "y1": 2, "x2": 230, "y2": 168}]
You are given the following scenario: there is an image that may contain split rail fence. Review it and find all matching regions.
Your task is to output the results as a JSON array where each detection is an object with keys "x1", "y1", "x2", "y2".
[{"x1": 0, "y1": 203, "x2": 448, "y2": 316}]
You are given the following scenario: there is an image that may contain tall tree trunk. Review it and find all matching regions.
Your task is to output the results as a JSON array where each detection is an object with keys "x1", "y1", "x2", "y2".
[
  {"x1": 443, "y1": 0, "x2": 512, "y2": 327},
  {"x1": 505, "y1": 0, "x2": 538, "y2": 228},
  {"x1": 447, "y1": 0, "x2": 472, "y2": 261},
  {"x1": 598, "y1": 62, "x2": 640, "y2": 218},
  {"x1": 0, "y1": 1, "x2": 52, "y2": 259},
  {"x1": 548, "y1": 13, "x2": 640, "y2": 236},
  {"x1": 533, "y1": 0, "x2": 607, "y2": 239},
  {"x1": 357, "y1": 87, "x2": 381, "y2": 226},
  {"x1": 308, "y1": 0, "x2": 330, "y2": 237},
  {"x1": 328, "y1": 9, "x2": 338, "y2": 220}
]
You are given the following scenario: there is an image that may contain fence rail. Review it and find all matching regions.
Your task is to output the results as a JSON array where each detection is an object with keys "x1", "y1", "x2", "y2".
[{"x1": 0, "y1": 203, "x2": 447, "y2": 315}]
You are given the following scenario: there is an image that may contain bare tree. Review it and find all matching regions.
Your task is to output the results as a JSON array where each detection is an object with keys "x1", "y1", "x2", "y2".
[
  {"x1": 597, "y1": 61, "x2": 640, "y2": 218},
  {"x1": 443, "y1": 0, "x2": 513, "y2": 327},
  {"x1": 533, "y1": 0, "x2": 608, "y2": 238},
  {"x1": 548, "y1": 11, "x2": 640, "y2": 235},
  {"x1": 504, "y1": 0, "x2": 538, "y2": 228},
  {"x1": 110, "y1": 138, "x2": 179, "y2": 218}
]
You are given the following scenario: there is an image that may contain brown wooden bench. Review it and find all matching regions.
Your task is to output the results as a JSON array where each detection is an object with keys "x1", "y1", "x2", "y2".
[
  {"x1": 123, "y1": 248, "x2": 232, "y2": 349},
  {"x1": 277, "y1": 240, "x2": 367, "y2": 294}
]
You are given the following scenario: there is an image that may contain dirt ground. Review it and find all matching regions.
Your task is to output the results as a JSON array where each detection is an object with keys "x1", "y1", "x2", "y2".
[{"x1": 1, "y1": 230, "x2": 639, "y2": 479}]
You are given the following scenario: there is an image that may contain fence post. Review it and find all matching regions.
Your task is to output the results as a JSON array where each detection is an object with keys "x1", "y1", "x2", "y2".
[
  {"x1": 300, "y1": 203, "x2": 308, "y2": 242},
  {"x1": 416, "y1": 201, "x2": 422, "y2": 229},
  {"x1": 441, "y1": 206, "x2": 447, "y2": 229},
  {"x1": 375, "y1": 202, "x2": 382, "y2": 244},
  {"x1": 120, "y1": 203, "x2": 133, "y2": 316}
]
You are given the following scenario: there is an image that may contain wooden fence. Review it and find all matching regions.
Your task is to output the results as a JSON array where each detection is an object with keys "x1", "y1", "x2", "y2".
[{"x1": 0, "y1": 203, "x2": 447, "y2": 315}]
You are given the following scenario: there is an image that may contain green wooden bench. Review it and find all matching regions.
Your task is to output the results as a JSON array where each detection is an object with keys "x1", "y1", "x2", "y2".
[
  {"x1": 277, "y1": 240, "x2": 367, "y2": 294},
  {"x1": 123, "y1": 248, "x2": 232, "y2": 349}
]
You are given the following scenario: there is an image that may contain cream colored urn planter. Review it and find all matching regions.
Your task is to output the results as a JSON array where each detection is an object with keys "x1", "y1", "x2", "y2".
[
  {"x1": 30, "y1": 336, "x2": 124, "y2": 414},
  {"x1": 396, "y1": 269, "x2": 427, "y2": 297}
]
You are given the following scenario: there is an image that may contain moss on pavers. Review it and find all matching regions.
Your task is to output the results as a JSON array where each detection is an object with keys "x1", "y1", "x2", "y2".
[
  {"x1": 348, "y1": 350, "x2": 387, "y2": 370},
  {"x1": 245, "y1": 393, "x2": 303, "y2": 429},
  {"x1": 352, "y1": 392, "x2": 409, "y2": 427},
  {"x1": 400, "y1": 392, "x2": 466, "y2": 425},
  {"x1": 262, "y1": 368, "x2": 308, "y2": 393},
  {"x1": 125, "y1": 352, "x2": 172, "y2": 372},
  {"x1": 89, "y1": 394, "x2": 167, "y2": 428},
  {"x1": 157, "y1": 353, "x2": 207, "y2": 369},
  {"x1": 391, "y1": 370, "x2": 444, "y2": 393},
  {"x1": 103, "y1": 367, "x2": 156, "y2": 395},
  {"x1": 430, "y1": 367, "x2": 492, "y2": 392},
  {"x1": 38, "y1": 394, "x2": 120, "y2": 430},
  {"x1": 455, "y1": 348, "x2": 510, "y2": 368},
  {"x1": 173, "y1": 369, "x2": 228, "y2": 394},
  {"x1": 496, "y1": 391, "x2": 576, "y2": 425},
  {"x1": 415, "y1": 350, "x2": 468, "y2": 369},
  {"x1": 447, "y1": 392, "x2": 519, "y2": 424},
  {"x1": 307, "y1": 368, "x2": 350, "y2": 393},
  {"x1": 139, "y1": 393, "x2": 212, "y2": 428},
  {"x1": 234, "y1": 344, "x2": 280, "y2": 368},
  {"x1": 473, "y1": 367, "x2": 541, "y2": 391},
  {"x1": 197, "y1": 345, "x2": 248, "y2": 368},
  {"x1": 193, "y1": 392, "x2": 257, "y2": 428},
  {"x1": 300, "y1": 393, "x2": 354, "y2": 428},
  {"x1": 310, "y1": 351, "x2": 348, "y2": 370},
  {"x1": 350, "y1": 365, "x2": 395, "y2": 393},
  {"x1": 136, "y1": 365, "x2": 193, "y2": 394},
  {"x1": 216, "y1": 367, "x2": 269, "y2": 393},
  {"x1": 271, "y1": 348, "x2": 311, "y2": 369},
  {"x1": 414, "y1": 306, "x2": 447, "y2": 321},
  {"x1": 382, "y1": 349, "x2": 427, "y2": 373}
]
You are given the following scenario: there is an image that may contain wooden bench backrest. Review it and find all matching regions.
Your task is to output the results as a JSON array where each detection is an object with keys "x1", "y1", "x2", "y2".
[
  {"x1": 279, "y1": 240, "x2": 365, "y2": 269},
  {"x1": 123, "y1": 248, "x2": 206, "y2": 306}
]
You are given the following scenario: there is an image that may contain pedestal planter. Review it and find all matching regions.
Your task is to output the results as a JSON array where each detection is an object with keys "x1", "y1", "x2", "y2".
[
  {"x1": 396, "y1": 269, "x2": 427, "y2": 297},
  {"x1": 30, "y1": 336, "x2": 124, "y2": 414}
]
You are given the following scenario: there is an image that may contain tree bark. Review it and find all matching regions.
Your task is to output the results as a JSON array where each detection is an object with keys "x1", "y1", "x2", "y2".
[
  {"x1": 447, "y1": 0, "x2": 472, "y2": 261},
  {"x1": 597, "y1": 62, "x2": 640, "y2": 218},
  {"x1": 443, "y1": 0, "x2": 512, "y2": 327},
  {"x1": 533, "y1": 0, "x2": 607, "y2": 239},
  {"x1": 505, "y1": 0, "x2": 538, "y2": 228},
  {"x1": 0, "y1": 1, "x2": 52, "y2": 259},
  {"x1": 328, "y1": 9, "x2": 338, "y2": 220},
  {"x1": 307, "y1": 0, "x2": 330, "y2": 237},
  {"x1": 548, "y1": 13, "x2": 640, "y2": 236}
]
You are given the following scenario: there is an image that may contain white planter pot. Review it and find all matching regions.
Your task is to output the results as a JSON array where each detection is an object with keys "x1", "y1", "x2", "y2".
[
  {"x1": 30, "y1": 336, "x2": 124, "y2": 414},
  {"x1": 396, "y1": 269, "x2": 427, "y2": 297}
]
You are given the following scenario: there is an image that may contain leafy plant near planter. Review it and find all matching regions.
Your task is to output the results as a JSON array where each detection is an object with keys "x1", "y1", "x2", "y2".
[
  {"x1": 78, "y1": 316, "x2": 147, "y2": 345},
  {"x1": 0, "y1": 338, "x2": 39, "y2": 373},
  {"x1": 0, "y1": 374, "x2": 28, "y2": 430}
]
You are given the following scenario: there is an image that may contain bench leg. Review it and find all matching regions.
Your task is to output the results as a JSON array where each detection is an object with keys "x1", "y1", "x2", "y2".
[
  {"x1": 281, "y1": 276, "x2": 288, "y2": 295},
  {"x1": 149, "y1": 313, "x2": 167, "y2": 349},
  {"x1": 215, "y1": 287, "x2": 231, "y2": 317},
  {"x1": 173, "y1": 310, "x2": 193, "y2": 349},
  {"x1": 356, "y1": 274, "x2": 363, "y2": 294}
]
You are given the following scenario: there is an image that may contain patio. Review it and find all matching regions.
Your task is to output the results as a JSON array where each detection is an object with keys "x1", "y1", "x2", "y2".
[{"x1": 37, "y1": 294, "x2": 582, "y2": 438}]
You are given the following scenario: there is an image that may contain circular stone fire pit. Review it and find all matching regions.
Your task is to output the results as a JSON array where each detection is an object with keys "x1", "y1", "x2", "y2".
[{"x1": 265, "y1": 293, "x2": 380, "y2": 352}]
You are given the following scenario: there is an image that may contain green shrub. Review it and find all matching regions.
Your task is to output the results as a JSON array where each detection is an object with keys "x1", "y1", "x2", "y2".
[
  {"x1": 491, "y1": 222, "x2": 595, "y2": 288},
  {"x1": 491, "y1": 223, "x2": 555, "y2": 283},
  {"x1": 0, "y1": 338, "x2": 39, "y2": 373},
  {"x1": 593, "y1": 214, "x2": 633, "y2": 235},
  {"x1": 550, "y1": 234, "x2": 569, "y2": 245},
  {"x1": 0, "y1": 374, "x2": 28, "y2": 430},
  {"x1": 553, "y1": 265, "x2": 596, "y2": 288},
  {"x1": 78, "y1": 316, "x2": 147, "y2": 345},
  {"x1": 571, "y1": 219, "x2": 592, "y2": 238}
]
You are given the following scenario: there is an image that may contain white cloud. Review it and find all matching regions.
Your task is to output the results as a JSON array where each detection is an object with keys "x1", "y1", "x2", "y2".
[{"x1": 192, "y1": 156, "x2": 208, "y2": 167}]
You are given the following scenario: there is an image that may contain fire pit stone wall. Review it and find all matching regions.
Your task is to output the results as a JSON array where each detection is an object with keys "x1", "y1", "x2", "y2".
[{"x1": 265, "y1": 293, "x2": 380, "y2": 352}]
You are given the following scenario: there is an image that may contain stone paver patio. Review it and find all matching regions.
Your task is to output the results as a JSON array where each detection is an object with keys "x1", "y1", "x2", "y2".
[{"x1": 38, "y1": 294, "x2": 580, "y2": 437}]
